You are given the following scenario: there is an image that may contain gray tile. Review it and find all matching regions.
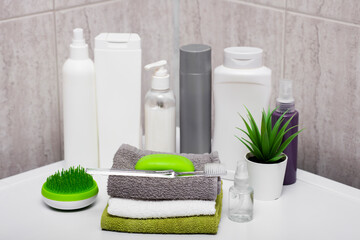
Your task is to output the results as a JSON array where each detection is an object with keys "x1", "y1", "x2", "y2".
[
  {"x1": 55, "y1": 0, "x2": 174, "y2": 154},
  {"x1": 180, "y1": 0, "x2": 284, "y2": 132},
  {"x1": 0, "y1": 14, "x2": 61, "y2": 178},
  {"x1": 237, "y1": 0, "x2": 286, "y2": 8},
  {"x1": 180, "y1": 0, "x2": 284, "y2": 88},
  {"x1": 0, "y1": 0, "x2": 53, "y2": 20},
  {"x1": 284, "y1": 13, "x2": 360, "y2": 188},
  {"x1": 287, "y1": 0, "x2": 360, "y2": 24},
  {"x1": 54, "y1": 0, "x2": 108, "y2": 9}
]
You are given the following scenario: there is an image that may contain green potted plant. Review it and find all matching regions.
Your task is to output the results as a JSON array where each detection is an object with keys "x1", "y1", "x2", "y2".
[{"x1": 236, "y1": 107, "x2": 302, "y2": 201}]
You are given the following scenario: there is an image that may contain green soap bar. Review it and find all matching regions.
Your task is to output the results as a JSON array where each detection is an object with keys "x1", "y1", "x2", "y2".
[{"x1": 135, "y1": 154, "x2": 194, "y2": 172}]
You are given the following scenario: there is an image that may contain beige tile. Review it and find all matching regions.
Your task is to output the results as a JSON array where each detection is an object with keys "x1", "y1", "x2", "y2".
[
  {"x1": 0, "y1": 0, "x2": 53, "y2": 20},
  {"x1": 287, "y1": 0, "x2": 360, "y2": 24},
  {"x1": 284, "y1": 13, "x2": 360, "y2": 188},
  {"x1": 54, "y1": 0, "x2": 108, "y2": 9},
  {"x1": 0, "y1": 14, "x2": 61, "y2": 178},
  {"x1": 55, "y1": 0, "x2": 174, "y2": 154},
  {"x1": 237, "y1": 0, "x2": 286, "y2": 8}
]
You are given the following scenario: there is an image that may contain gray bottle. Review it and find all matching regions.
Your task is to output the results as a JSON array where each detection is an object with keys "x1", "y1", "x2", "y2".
[{"x1": 180, "y1": 44, "x2": 211, "y2": 153}]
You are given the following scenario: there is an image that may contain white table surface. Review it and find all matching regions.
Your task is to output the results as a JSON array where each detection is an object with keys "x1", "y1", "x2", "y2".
[{"x1": 1, "y1": 160, "x2": 360, "y2": 240}]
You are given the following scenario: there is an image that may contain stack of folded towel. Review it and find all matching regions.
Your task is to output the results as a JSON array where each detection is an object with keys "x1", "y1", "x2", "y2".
[{"x1": 101, "y1": 144, "x2": 223, "y2": 234}]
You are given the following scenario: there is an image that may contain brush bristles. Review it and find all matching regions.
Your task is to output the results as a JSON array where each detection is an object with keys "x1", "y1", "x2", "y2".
[
  {"x1": 44, "y1": 166, "x2": 94, "y2": 194},
  {"x1": 204, "y1": 163, "x2": 227, "y2": 176}
]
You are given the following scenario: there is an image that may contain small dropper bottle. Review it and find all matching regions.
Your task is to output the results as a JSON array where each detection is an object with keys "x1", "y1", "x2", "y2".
[{"x1": 228, "y1": 160, "x2": 253, "y2": 222}]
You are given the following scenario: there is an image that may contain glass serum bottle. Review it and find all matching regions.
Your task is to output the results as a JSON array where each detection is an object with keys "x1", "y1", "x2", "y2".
[{"x1": 228, "y1": 160, "x2": 254, "y2": 222}]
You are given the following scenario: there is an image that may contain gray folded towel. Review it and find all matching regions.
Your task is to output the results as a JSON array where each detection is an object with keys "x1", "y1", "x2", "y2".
[{"x1": 107, "y1": 144, "x2": 221, "y2": 201}]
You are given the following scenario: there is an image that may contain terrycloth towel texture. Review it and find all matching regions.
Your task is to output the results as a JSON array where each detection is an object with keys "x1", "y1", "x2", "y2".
[
  {"x1": 107, "y1": 197, "x2": 216, "y2": 219},
  {"x1": 101, "y1": 187, "x2": 223, "y2": 234},
  {"x1": 107, "y1": 144, "x2": 221, "y2": 200}
]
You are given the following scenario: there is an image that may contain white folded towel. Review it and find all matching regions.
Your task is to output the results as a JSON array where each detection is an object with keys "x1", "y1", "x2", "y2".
[{"x1": 107, "y1": 197, "x2": 216, "y2": 219}]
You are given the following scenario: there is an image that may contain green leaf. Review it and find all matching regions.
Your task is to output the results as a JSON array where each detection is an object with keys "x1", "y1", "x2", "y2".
[
  {"x1": 267, "y1": 154, "x2": 284, "y2": 162},
  {"x1": 261, "y1": 110, "x2": 267, "y2": 138},
  {"x1": 269, "y1": 111, "x2": 287, "y2": 147},
  {"x1": 245, "y1": 107, "x2": 262, "y2": 150},
  {"x1": 275, "y1": 129, "x2": 303, "y2": 157},
  {"x1": 236, "y1": 135, "x2": 254, "y2": 153},
  {"x1": 261, "y1": 118, "x2": 271, "y2": 158},
  {"x1": 267, "y1": 108, "x2": 277, "y2": 138},
  {"x1": 268, "y1": 125, "x2": 299, "y2": 157},
  {"x1": 241, "y1": 137, "x2": 265, "y2": 160},
  {"x1": 239, "y1": 113, "x2": 261, "y2": 149},
  {"x1": 271, "y1": 114, "x2": 295, "y2": 152},
  {"x1": 236, "y1": 127, "x2": 258, "y2": 147},
  {"x1": 239, "y1": 114, "x2": 255, "y2": 139}
]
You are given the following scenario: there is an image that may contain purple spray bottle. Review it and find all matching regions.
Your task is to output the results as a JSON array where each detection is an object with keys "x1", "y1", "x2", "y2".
[{"x1": 272, "y1": 79, "x2": 299, "y2": 185}]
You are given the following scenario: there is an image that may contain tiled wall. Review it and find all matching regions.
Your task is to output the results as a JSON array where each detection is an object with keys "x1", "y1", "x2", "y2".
[{"x1": 1, "y1": 0, "x2": 360, "y2": 189}]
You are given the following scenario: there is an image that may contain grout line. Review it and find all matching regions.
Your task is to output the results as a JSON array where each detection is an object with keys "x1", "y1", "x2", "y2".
[
  {"x1": 286, "y1": 10, "x2": 360, "y2": 28},
  {"x1": 1, "y1": 0, "x2": 359, "y2": 29},
  {"x1": 0, "y1": 10, "x2": 54, "y2": 23},
  {"x1": 53, "y1": 0, "x2": 116, "y2": 12},
  {"x1": 227, "y1": 0, "x2": 285, "y2": 12},
  {"x1": 0, "y1": 0, "x2": 116, "y2": 23},
  {"x1": 228, "y1": 0, "x2": 360, "y2": 28},
  {"x1": 52, "y1": 8, "x2": 63, "y2": 161}
]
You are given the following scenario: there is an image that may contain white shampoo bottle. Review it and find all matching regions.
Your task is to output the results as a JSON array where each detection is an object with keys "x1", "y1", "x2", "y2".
[
  {"x1": 144, "y1": 60, "x2": 176, "y2": 152},
  {"x1": 213, "y1": 47, "x2": 271, "y2": 173},
  {"x1": 95, "y1": 33, "x2": 142, "y2": 168},
  {"x1": 62, "y1": 28, "x2": 99, "y2": 168}
]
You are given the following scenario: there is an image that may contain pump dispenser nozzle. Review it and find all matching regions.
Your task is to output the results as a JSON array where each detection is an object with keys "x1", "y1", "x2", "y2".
[
  {"x1": 144, "y1": 60, "x2": 170, "y2": 90},
  {"x1": 276, "y1": 79, "x2": 295, "y2": 113}
]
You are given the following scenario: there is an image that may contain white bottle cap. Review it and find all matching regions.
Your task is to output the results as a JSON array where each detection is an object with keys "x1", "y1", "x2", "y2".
[
  {"x1": 72, "y1": 28, "x2": 86, "y2": 45},
  {"x1": 144, "y1": 60, "x2": 170, "y2": 90},
  {"x1": 224, "y1": 47, "x2": 263, "y2": 69}
]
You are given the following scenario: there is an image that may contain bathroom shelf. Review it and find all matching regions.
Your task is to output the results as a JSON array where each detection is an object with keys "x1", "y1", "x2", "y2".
[{"x1": 1, "y1": 160, "x2": 359, "y2": 240}]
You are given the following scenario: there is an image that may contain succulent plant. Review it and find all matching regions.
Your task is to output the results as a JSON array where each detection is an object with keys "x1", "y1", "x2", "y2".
[{"x1": 236, "y1": 107, "x2": 302, "y2": 163}]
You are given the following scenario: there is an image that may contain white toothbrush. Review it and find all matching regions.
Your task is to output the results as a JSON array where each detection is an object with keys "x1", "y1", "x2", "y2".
[{"x1": 86, "y1": 163, "x2": 226, "y2": 178}]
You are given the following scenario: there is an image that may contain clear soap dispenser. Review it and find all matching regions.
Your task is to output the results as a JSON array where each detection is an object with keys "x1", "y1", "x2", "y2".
[
  {"x1": 228, "y1": 160, "x2": 254, "y2": 222},
  {"x1": 144, "y1": 60, "x2": 176, "y2": 152}
]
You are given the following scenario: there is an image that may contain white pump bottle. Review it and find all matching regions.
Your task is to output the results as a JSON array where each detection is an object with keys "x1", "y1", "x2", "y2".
[
  {"x1": 144, "y1": 60, "x2": 176, "y2": 152},
  {"x1": 62, "y1": 28, "x2": 99, "y2": 168}
]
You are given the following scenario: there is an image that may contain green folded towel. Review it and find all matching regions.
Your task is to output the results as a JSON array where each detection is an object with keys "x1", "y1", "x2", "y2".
[{"x1": 101, "y1": 187, "x2": 223, "y2": 234}]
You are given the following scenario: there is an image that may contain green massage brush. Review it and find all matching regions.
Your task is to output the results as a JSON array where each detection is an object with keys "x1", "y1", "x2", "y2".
[{"x1": 41, "y1": 166, "x2": 98, "y2": 210}]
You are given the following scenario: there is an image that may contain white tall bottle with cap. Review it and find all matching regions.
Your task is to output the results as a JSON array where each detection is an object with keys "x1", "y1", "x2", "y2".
[
  {"x1": 62, "y1": 28, "x2": 98, "y2": 168},
  {"x1": 95, "y1": 33, "x2": 141, "y2": 168},
  {"x1": 144, "y1": 60, "x2": 176, "y2": 152},
  {"x1": 213, "y1": 47, "x2": 271, "y2": 173}
]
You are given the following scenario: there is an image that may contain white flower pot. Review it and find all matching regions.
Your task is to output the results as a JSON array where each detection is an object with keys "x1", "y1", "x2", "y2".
[{"x1": 245, "y1": 153, "x2": 288, "y2": 201}]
